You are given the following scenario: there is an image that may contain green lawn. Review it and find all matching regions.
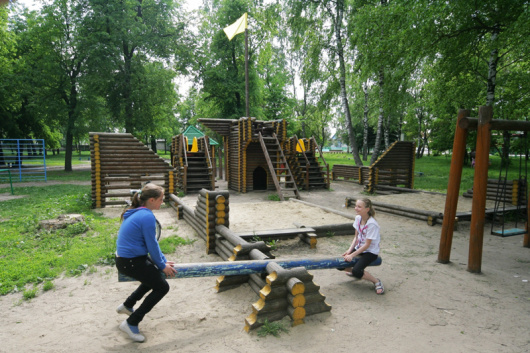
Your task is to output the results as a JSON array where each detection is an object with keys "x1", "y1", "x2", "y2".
[{"x1": 322, "y1": 152, "x2": 526, "y2": 194}]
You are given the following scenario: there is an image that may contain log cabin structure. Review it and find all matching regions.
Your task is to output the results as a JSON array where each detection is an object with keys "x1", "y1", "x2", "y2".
[
  {"x1": 198, "y1": 117, "x2": 329, "y2": 200},
  {"x1": 90, "y1": 132, "x2": 175, "y2": 208}
]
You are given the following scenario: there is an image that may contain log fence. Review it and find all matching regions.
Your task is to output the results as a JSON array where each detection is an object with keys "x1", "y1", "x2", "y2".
[{"x1": 331, "y1": 141, "x2": 416, "y2": 194}]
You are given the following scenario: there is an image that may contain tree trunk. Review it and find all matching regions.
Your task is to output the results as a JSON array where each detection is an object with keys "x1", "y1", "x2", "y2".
[
  {"x1": 151, "y1": 135, "x2": 157, "y2": 153},
  {"x1": 123, "y1": 46, "x2": 134, "y2": 133},
  {"x1": 328, "y1": 0, "x2": 362, "y2": 166},
  {"x1": 370, "y1": 69, "x2": 384, "y2": 165},
  {"x1": 486, "y1": 31, "x2": 499, "y2": 107},
  {"x1": 416, "y1": 108, "x2": 423, "y2": 158},
  {"x1": 63, "y1": 68, "x2": 80, "y2": 172},
  {"x1": 362, "y1": 81, "x2": 369, "y2": 161}
]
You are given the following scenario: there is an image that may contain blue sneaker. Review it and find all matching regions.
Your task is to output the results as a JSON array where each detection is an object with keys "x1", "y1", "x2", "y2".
[
  {"x1": 119, "y1": 320, "x2": 145, "y2": 342},
  {"x1": 116, "y1": 303, "x2": 134, "y2": 316}
]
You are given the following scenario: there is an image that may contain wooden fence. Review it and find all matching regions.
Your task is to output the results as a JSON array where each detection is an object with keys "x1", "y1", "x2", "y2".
[{"x1": 332, "y1": 141, "x2": 416, "y2": 193}]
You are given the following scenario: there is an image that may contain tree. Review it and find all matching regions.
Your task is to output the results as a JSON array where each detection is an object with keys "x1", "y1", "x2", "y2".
[
  {"x1": 288, "y1": 0, "x2": 363, "y2": 165},
  {"x1": 8, "y1": 0, "x2": 91, "y2": 171},
  {"x1": 85, "y1": 0, "x2": 189, "y2": 135},
  {"x1": 418, "y1": 0, "x2": 530, "y2": 112}
]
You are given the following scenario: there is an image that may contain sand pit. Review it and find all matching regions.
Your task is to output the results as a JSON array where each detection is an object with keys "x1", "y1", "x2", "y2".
[{"x1": 1, "y1": 180, "x2": 529, "y2": 352}]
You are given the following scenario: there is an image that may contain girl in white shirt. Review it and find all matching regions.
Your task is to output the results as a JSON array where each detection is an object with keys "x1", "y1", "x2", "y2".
[{"x1": 343, "y1": 198, "x2": 384, "y2": 294}]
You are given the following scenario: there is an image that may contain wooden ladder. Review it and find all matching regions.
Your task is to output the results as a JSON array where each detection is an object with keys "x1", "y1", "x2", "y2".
[{"x1": 258, "y1": 132, "x2": 300, "y2": 201}]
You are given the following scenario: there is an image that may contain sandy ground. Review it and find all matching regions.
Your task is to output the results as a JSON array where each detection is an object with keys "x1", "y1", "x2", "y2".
[{"x1": 1, "y1": 179, "x2": 529, "y2": 353}]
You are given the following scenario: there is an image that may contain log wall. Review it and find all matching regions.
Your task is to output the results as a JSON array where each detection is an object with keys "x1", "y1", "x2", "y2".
[
  {"x1": 331, "y1": 141, "x2": 416, "y2": 193},
  {"x1": 463, "y1": 178, "x2": 527, "y2": 205},
  {"x1": 90, "y1": 132, "x2": 174, "y2": 208}
]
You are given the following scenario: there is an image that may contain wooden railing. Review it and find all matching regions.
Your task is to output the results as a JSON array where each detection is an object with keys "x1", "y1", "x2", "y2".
[
  {"x1": 293, "y1": 135, "x2": 310, "y2": 190},
  {"x1": 310, "y1": 137, "x2": 330, "y2": 189}
]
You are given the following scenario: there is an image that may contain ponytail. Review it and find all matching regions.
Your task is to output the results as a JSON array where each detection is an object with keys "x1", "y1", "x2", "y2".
[{"x1": 121, "y1": 183, "x2": 164, "y2": 220}]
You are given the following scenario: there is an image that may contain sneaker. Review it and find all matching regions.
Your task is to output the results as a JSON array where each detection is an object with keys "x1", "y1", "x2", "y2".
[
  {"x1": 119, "y1": 320, "x2": 145, "y2": 342},
  {"x1": 116, "y1": 303, "x2": 134, "y2": 316}
]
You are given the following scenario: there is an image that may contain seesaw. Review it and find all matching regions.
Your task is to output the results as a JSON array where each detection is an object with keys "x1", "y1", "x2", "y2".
[{"x1": 118, "y1": 256, "x2": 382, "y2": 282}]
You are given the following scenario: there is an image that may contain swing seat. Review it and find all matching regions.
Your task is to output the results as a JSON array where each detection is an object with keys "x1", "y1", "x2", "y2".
[{"x1": 491, "y1": 228, "x2": 527, "y2": 237}]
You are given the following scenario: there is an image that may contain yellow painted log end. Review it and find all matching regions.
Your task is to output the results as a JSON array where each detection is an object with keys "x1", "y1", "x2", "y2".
[
  {"x1": 291, "y1": 282, "x2": 305, "y2": 296},
  {"x1": 266, "y1": 272, "x2": 278, "y2": 285},
  {"x1": 292, "y1": 319, "x2": 305, "y2": 327}
]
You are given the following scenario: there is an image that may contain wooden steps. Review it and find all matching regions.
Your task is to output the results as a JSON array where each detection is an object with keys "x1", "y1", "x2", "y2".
[{"x1": 258, "y1": 133, "x2": 300, "y2": 201}]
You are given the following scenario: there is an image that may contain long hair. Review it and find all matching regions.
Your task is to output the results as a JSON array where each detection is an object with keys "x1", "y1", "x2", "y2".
[
  {"x1": 121, "y1": 183, "x2": 164, "y2": 220},
  {"x1": 359, "y1": 198, "x2": 376, "y2": 218}
]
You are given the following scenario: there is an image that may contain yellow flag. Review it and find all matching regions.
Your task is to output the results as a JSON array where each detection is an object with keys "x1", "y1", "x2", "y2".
[{"x1": 223, "y1": 13, "x2": 248, "y2": 41}]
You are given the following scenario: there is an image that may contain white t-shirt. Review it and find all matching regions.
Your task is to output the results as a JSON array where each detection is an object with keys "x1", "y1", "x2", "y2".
[{"x1": 353, "y1": 215, "x2": 381, "y2": 255}]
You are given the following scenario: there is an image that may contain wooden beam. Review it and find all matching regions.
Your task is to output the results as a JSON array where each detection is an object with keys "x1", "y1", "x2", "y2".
[
  {"x1": 438, "y1": 109, "x2": 469, "y2": 263},
  {"x1": 118, "y1": 256, "x2": 382, "y2": 282},
  {"x1": 468, "y1": 106, "x2": 493, "y2": 273},
  {"x1": 459, "y1": 117, "x2": 530, "y2": 131}
]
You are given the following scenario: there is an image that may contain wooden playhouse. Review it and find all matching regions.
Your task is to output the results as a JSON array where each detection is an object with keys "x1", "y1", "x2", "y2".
[{"x1": 198, "y1": 117, "x2": 330, "y2": 200}]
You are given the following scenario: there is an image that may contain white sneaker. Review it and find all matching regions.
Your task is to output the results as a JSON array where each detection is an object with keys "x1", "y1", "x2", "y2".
[
  {"x1": 116, "y1": 303, "x2": 134, "y2": 316},
  {"x1": 119, "y1": 320, "x2": 145, "y2": 342}
]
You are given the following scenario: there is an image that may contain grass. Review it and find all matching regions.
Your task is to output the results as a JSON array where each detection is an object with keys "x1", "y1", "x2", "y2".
[
  {"x1": 0, "y1": 184, "x2": 119, "y2": 296},
  {"x1": 0, "y1": 165, "x2": 196, "y2": 297},
  {"x1": 159, "y1": 235, "x2": 196, "y2": 253},
  {"x1": 323, "y1": 152, "x2": 527, "y2": 194},
  {"x1": 257, "y1": 319, "x2": 289, "y2": 337}
]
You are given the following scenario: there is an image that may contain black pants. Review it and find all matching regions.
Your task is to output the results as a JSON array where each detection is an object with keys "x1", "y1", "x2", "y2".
[
  {"x1": 115, "y1": 255, "x2": 170, "y2": 326},
  {"x1": 350, "y1": 252, "x2": 378, "y2": 279}
]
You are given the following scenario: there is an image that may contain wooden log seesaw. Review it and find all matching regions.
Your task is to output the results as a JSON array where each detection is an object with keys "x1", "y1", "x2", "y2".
[{"x1": 118, "y1": 256, "x2": 382, "y2": 282}]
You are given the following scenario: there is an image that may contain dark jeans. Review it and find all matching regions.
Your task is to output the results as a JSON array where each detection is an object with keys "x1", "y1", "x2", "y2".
[{"x1": 115, "y1": 255, "x2": 170, "y2": 326}]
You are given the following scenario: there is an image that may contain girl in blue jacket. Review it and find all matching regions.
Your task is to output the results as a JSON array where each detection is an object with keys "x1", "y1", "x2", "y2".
[{"x1": 115, "y1": 183, "x2": 177, "y2": 342}]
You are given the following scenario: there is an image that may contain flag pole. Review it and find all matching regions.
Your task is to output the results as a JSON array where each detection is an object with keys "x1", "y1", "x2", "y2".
[{"x1": 245, "y1": 28, "x2": 249, "y2": 118}]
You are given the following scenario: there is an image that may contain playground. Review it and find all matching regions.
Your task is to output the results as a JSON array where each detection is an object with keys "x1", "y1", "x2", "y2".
[{"x1": 1, "y1": 178, "x2": 529, "y2": 352}]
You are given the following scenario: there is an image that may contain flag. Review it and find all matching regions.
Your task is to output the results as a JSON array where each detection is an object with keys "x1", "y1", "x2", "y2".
[{"x1": 223, "y1": 13, "x2": 248, "y2": 41}]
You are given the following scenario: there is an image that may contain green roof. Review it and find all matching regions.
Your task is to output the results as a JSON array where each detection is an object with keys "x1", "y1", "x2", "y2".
[{"x1": 182, "y1": 126, "x2": 219, "y2": 146}]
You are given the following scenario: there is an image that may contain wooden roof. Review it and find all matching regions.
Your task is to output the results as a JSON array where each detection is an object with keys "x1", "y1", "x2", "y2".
[
  {"x1": 198, "y1": 118, "x2": 237, "y2": 137},
  {"x1": 182, "y1": 125, "x2": 219, "y2": 145}
]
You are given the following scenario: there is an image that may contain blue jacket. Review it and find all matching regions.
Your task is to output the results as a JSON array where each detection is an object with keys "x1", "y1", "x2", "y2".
[{"x1": 116, "y1": 207, "x2": 167, "y2": 270}]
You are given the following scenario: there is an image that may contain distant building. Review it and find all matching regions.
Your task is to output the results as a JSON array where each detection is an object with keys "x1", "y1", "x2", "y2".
[{"x1": 327, "y1": 133, "x2": 348, "y2": 152}]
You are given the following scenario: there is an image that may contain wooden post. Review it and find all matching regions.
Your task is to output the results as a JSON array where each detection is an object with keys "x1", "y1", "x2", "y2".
[
  {"x1": 523, "y1": 188, "x2": 530, "y2": 248},
  {"x1": 438, "y1": 109, "x2": 469, "y2": 263},
  {"x1": 218, "y1": 145, "x2": 223, "y2": 180},
  {"x1": 468, "y1": 106, "x2": 493, "y2": 273},
  {"x1": 224, "y1": 137, "x2": 229, "y2": 184}
]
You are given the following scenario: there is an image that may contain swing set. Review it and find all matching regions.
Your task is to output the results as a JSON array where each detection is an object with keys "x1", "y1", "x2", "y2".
[
  {"x1": 490, "y1": 131, "x2": 528, "y2": 237},
  {"x1": 438, "y1": 106, "x2": 530, "y2": 273}
]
